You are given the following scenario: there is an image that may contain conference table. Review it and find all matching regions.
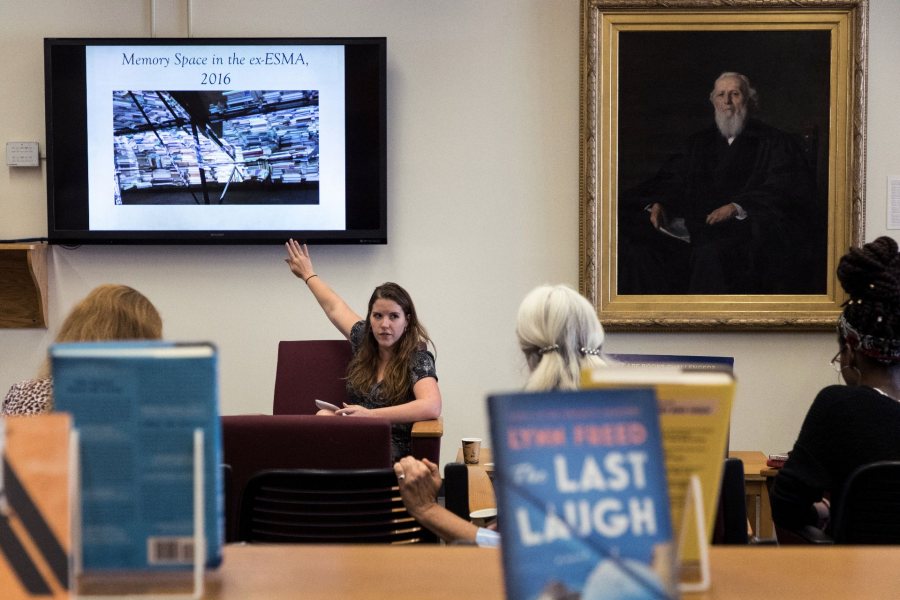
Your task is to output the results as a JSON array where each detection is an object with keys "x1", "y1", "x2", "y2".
[
  {"x1": 112, "y1": 543, "x2": 899, "y2": 599},
  {"x1": 92, "y1": 544, "x2": 900, "y2": 598},
  {"x1": 115, "y1": 447, "x2": 885, "y2": 598}
]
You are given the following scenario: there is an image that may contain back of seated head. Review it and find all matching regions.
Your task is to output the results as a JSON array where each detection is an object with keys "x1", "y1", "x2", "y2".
[
  {"x1": 515, "y1": 284, "x2": 608, "y2": 391},
  {"x1": 836, "y1": 237, "x2": 900, "y2": 365},
  {"x1": 38, "y1": 284, "x2": 162, "y2": 378}
]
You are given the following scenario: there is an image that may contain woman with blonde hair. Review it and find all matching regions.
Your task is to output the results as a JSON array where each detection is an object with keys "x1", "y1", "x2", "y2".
[
  {"x1": 394, "y1": 283, "x2": 608, "y2": 547},
  {"x1": 2, "y1": 284, "x2": 162, "y2": 415},
  {"x1": 516, "y1": 284, "x2": 609, "y2": 391}
]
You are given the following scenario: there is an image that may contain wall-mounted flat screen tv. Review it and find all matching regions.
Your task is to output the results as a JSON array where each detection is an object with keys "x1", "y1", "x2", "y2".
[{"x1": 44, "y1": 37, "x2": 386, "y2": 244}]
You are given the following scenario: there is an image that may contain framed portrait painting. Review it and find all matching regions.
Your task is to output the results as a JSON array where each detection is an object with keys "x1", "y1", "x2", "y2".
[{"x1": 579, "y1": 0, "x2": 868, "y2": 330}]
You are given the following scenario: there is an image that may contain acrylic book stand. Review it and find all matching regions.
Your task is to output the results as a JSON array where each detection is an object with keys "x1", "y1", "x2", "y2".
[
  {"x1": 69, "y1": 429, "x2": 205, "y2": 600},
  {"x1": 676, "y1": 474, "x2": 710, "y2": 593}
]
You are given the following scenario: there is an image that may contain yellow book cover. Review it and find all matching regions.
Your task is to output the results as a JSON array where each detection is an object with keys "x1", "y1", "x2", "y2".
[
  {"x1": 582, "y1": 366, "x2": 734, "y2": 577},
  {"x1": 0, "y1": 414, "x2": 71, "y2": 599}
]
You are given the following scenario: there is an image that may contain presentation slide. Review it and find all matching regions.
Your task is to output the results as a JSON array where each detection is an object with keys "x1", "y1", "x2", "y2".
[{"x1": 84, "y1": 44, "x2": 346, "y2": 231}]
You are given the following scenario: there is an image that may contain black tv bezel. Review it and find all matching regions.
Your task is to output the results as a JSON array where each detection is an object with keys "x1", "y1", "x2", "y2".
[{"x1": 44, "y1": 36, "x2": 387, "y2": 245}]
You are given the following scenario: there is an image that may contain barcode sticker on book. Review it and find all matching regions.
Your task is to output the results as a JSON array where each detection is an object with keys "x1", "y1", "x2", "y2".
[{"x1": 148, "y1": 537, "x2": 194, "y2": 565}]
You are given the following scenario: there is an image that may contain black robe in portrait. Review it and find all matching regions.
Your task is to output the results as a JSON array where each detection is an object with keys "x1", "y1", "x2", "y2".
[{"x1": 619, "y1": 118, "x2": 817, "y2": 295}]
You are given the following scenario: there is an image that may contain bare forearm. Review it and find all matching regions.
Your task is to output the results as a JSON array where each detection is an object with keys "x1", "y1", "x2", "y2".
[
  {"x1": 285, "y1": 239, "x2": 359, "y2": 336},
  {"x1": 366, "y1": 395, "x2": 440, "y2": 423},
  {"x1": 410, "y1": 503, "x2": 479, "y2": 545}
]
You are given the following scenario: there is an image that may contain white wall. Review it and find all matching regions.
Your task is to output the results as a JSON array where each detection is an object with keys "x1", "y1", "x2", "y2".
[{"x1": 1, "y1": 0, "x2": 896, "y2": 465}]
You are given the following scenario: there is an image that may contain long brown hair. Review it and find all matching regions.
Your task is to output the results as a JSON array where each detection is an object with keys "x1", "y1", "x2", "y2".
[
  {"x1": 38, "y1": 284, "x2": 163, "y2": 378},
  {"x1": 345, "y1": 282, "x2": 432, "y2": 405}
]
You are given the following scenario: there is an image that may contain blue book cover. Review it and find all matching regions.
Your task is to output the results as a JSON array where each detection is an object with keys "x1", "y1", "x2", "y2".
[
  {"x1": 51, "y1": 341, "x2": 223, "y2": 571},
  {"x1": 608, "y1": 354, "x2": 734, "y2": 373},
  {"x1": 488, "y1": 389, "x2": 675, "y2": 600}
]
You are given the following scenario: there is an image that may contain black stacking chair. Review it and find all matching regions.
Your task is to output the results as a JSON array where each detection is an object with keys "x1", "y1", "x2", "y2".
[
  {"x1": 237, "y1": 468, "x2": 438, "y2": 544},
  {"x1": 831, "y1": 461, "x2": 900, "y2": 544},
  {"x1": 777, "y1": 460, "x2": 900, "y2": 545},
  {"x1": 713, "y1": 457, "x2": 750, "y2": 545}
]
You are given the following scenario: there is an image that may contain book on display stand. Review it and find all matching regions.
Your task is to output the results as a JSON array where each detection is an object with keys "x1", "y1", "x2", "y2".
[
  {"x1": 51, "y1": 341, "x2": 222, "y2": 597},
  {"x1": 0, "y1": 414, "x2": 72, "y2": 599},
  {"x1": 488, "y1": 388, "x2": 677, "y2": 600},
  {"x1": 608, "y1": 353, "x2": 734, "y2": 373},
  {"x1": 583, "y1": 365, "x2": 735, "y2": 592}
]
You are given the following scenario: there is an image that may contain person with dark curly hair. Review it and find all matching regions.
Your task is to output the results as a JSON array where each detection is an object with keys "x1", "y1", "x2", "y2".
[
  {"x1": 771, "y1": 236, "x2": 900, "y2": 534},
  {"x1": 284, "y1": 239, "x2": 441, "y2": 461}
]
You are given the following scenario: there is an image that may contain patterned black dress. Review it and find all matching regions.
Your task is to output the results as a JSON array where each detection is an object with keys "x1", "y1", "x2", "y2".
[{"x1": 347, "y1": 321, "x2": 437, "y2": 461}]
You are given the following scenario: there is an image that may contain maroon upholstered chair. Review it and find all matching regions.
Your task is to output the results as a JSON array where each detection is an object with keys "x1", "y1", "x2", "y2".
[
  {"x1": 221, "y1": 414, "x2": 393, "y2": 542},
  {"x1": 272, "y1": 339, "x2": 443, "y2": 464},
  {"x1": 273, "y1": 340, "x2": 353, "y2": 415},
  {"x1": 409, "y1": 418, "x2": 443, "y2": 465}
]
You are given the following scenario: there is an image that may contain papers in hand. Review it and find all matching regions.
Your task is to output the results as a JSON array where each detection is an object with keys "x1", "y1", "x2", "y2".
[
  {"x1": 658, "y1": 217, "x2": 691, "y2": 243},
  {"x1": 315, "y1": 399, "x2": 341, "y2": 412},
  {"x1": 644, "y1": 204, "x2": 690, "y2": 243}
]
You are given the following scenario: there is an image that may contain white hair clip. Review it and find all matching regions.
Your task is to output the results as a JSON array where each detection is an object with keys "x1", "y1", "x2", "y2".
[
  {"x1": 538, "y1": 344, "x2": 559, "y2": 355},
  {"x1": 580, "y1": 347, "x2": 602, "y2": 356}
]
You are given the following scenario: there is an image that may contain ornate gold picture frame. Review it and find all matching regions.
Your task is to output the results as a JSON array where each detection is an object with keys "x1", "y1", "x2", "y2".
[{"x1": 579, "y1": 0, "x2": 868, "y2": 330}]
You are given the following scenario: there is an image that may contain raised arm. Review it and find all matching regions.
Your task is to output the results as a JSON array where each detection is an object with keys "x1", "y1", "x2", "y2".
[{"x1": 284, "y1": 239, "x2": 362, "y2": 339}]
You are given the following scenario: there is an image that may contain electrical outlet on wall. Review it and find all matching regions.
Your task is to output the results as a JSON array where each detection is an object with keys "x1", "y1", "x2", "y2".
[{"x1": 6, "y1": 142, "x2": 40, "y2": 167}]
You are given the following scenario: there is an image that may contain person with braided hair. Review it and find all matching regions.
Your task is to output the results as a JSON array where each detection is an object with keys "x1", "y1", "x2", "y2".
[{"x1": 771, "y1": 236, "x2": 900, "y2": 534}]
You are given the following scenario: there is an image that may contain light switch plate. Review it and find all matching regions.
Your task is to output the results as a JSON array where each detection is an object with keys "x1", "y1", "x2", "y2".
[{"x1": 6, "y1": 142, "x2": 40, "y2": 167}]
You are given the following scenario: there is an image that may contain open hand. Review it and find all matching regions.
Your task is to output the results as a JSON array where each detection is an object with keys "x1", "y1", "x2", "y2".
[{"x1": 284, "y1": 239, "x2": 315, "y2": 280}]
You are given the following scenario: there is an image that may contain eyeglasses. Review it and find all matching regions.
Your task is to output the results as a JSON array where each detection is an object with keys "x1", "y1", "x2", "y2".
[{"x1": 831, "y1": 348, "x2": 843, "y2": 372}]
